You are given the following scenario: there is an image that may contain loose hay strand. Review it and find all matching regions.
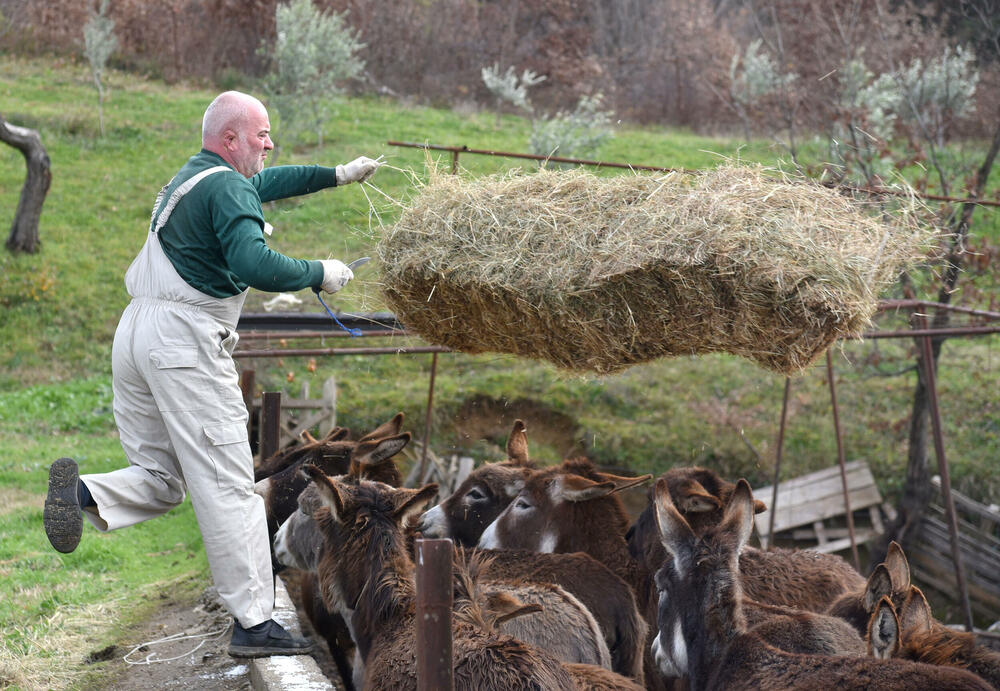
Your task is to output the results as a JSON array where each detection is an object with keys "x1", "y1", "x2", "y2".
[{"x1": 377, "y1": 164, "x2": 932, "y2": 375}]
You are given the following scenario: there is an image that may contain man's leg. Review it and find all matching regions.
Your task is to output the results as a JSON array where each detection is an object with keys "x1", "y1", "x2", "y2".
[{"x1": 139, "y1": 317, "x2": 310, "y2": 656}]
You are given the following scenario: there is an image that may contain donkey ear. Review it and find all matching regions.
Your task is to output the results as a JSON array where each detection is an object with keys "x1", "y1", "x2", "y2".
[
  {"x1": 898, "y1": 586, "x2": 933, "y2": 635},
  {"x1": 596, "y1": 472, "x2": 653, "y2": 495},
  {"x1": 752, "y1": 499, "x2": 767, "y2": 514},
  {"x1": 867, "y1": 596, "x2": 900, "y2": 660},
  {"x1": 486, "y1": 590, "x2": 544, "y2": 626},
  {"x1": 353, "y1": 432, "x2": 411, "y2": 469},
  {"x1": 358, "y1": 412, "x2": 405, "y2": 442},
  {"x1": 302, "y1": 464, "x2": 347, "y2": 522},
  {"x1": 720, "y1": 479, "x2": 755, "y2": 550},
  {"x1": 677, "y1": 479, "x2": 722, "y2": 514},
  {"x1": 394, "y1": 484, "x2": 440, "y2": 528},
  {"x1": 316, "y1": 426, "x2": 349, "y2": 443},
  {"x1": 884, "y1": 541, "x2": 911, "y2": 592},
  {"x1": 556, "y1": 474, "x2": 617, "y2": 502},
  {"x1": 505, "y1": 419, "x2": 531, "y2": 466},
  {"x1": 653, "y1": 477, "x2": 695, "y2": 567},
  {"x1": 864, "y1": 564, "x2": 893, "y2": 612}
]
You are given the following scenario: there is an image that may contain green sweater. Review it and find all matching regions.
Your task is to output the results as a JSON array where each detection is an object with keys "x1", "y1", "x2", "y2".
[{"x1": 155, "y1": 150, "x2": 336, "y2": 298}]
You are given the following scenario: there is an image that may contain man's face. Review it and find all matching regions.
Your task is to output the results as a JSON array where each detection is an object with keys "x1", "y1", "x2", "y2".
[{"x1": 231, "y1": 104, "x2": 273, "y2": 177}]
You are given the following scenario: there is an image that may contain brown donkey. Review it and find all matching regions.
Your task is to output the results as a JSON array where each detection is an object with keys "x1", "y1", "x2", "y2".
[
  {"x1": 302, "y1": 467, "x2": 580, "y2": 690},
  {"x1": 628, "y1": 465, "x2": 864, "y2": 612},
  {"x1": 650, "y1": 477, "x2": 992, "y2": 690}
]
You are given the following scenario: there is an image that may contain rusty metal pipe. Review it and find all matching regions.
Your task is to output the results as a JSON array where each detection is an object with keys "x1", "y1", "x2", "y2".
[
  {"x1": 387, "y1": 140, "x2": 1000, "y2": 207},
  {"x1": 419, "y1": 352, "x2": 439, "y2": 485},
  {"x1": 233, "y1": 345, "x2": 451, "y2": 358},
  {"x1": 826, "y1": 351, "x2": 861, "y2": 571},
  {"x1": 766, "y1": 377, "x2": 792, "y2": 551},
  {"x1": 917, "y1": 331, "x2": 975, "y2": 631},
  {"x1": 859, "y1": 325, "x2": 1000, "y2": 339},
  {"x1": 387, "y1": 140, "x2": 681, "y2": 173},
  {"x1": 415, "y1": 538, "x2": 454, "y2": 691}
]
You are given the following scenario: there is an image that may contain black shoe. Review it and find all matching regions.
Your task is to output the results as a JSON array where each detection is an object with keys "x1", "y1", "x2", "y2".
[
  {"x1": 44, "y1": 458, "x2": 83, "y2": 554},
  {"x1": 228, "y1": 618, "x2": 314, "y2": 658}
]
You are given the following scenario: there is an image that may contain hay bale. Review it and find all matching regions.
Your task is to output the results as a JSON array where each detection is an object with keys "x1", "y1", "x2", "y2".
[{"x1": 376, "y1": 165, "x2": 930, "y2": 375}]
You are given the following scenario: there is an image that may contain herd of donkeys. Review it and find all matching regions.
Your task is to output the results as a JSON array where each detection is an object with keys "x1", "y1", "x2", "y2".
[{"x1": 251, "y1": 413, "x2": 1000, "y2": 690}]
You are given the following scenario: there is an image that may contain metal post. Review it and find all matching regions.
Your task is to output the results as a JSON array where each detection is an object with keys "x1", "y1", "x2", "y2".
[
  {"x1": 240, "y1": 368, "x2": 255, "y2": 438},
  {"x1": 766, "y1": 377, "x2": 792, "y2": 551},
  {"x1": 260, "y1": 391, "x2": 281, "y2": 464},
  {"x1": 826, "y1": 351, "x2": 861, "y2": 571},
  {"x1": 418, "y1": 352, "x2": 439, "y2": 484},
  {"x1": 415, "y1": 538, "x2": 454, "y2": 691},
  {"x1": 918, "y1": 333, "x2": 975, "y2": 631}
]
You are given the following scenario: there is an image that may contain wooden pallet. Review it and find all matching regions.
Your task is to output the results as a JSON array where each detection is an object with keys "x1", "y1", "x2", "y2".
[
  {"x1": 753, "y1": 460, "x2": 894, "y2": 553},
  {"x1": 908, "y1": 476, "x2": 1000, "y2": 623}
]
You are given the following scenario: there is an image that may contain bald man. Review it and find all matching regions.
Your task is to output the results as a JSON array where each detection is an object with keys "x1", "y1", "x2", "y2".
[{"x1": 43, "y1": 91, "x2": 381, "y2": 657}]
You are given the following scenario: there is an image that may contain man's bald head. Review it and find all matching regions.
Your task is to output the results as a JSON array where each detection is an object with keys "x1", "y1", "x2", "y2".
[
  {"x1": 202, "y1": 91, "x2": 266, "y2": 145},
  {"x1": 202, "y1": 91, "x2": 273, "y2": 178}
]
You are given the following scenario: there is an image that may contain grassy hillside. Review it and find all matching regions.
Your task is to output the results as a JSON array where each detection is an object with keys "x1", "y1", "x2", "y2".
[{"x1": 1, "y1": 55, "x2": 998, "y2": 687}]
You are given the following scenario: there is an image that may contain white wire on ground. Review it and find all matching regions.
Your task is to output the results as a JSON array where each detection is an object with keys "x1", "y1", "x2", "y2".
[{"x1": 123, "y1": 621, "x2": 232, "y2": 665}]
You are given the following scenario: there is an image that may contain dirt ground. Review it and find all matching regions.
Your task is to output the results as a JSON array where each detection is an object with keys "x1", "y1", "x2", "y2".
[{"x1": 92, "y1": 573, "x2": 343, "y2": 690}]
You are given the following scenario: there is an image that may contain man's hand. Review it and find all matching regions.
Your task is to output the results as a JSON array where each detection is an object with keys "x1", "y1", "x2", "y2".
[
  {"x1": 319, "y1": 259, "x2": 354, "y2": 293},
  {"x1": 336, "y1": 155, "x2": 383, "y2": 185}
]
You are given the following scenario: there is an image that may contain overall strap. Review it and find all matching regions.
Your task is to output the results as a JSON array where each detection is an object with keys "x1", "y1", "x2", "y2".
[{"x1": 150, "y1": 165, "x2": 231, "y2": 233}]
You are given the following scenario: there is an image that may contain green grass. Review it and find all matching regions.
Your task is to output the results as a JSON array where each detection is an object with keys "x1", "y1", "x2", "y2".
[{"x1": 2, "y1": 54, "x2": 999, "y2": 686}]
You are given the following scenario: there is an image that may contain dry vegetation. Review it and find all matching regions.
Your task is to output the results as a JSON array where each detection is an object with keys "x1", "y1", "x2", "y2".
[{"x1": 379, "y1": 164, "x2": 933, "y2": 375}]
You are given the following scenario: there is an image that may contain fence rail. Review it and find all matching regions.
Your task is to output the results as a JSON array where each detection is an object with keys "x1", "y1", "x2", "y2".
[{"x1": 387, "y1": 140, "x2": 1000, "y2": 208}]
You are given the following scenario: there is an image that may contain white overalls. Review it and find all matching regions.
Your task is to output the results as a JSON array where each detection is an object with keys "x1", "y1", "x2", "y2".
[{"x1": 81, "y1": 167, "x2": 273, "y2": 627}]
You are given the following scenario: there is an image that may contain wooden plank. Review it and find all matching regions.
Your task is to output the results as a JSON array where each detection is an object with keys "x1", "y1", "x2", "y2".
[
  {"x1": 930, "y1": 476, "x2": 1000, "y2": 528},
  {"x1": 756, "y1": 460, "x2": 871, "y2": 494},
  {"x1": 758, "y1": 484, "x2": 883, "y2": 536},
  {"x1": 756, "y1": 464, "x2": 879, "y2": 515},
  {"x1": 810, "y1": 529, "x2": 880, "y2": 555}
]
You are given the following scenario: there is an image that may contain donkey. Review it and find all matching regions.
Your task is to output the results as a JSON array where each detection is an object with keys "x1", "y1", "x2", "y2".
[
  {"x1": 276, "y1": 481, "x2": 639, "y2": 679},
  {"x1": 650, "y1": 476, "x2": 992, "y2": 690},
  {"x1": 476, "y1": 459, "x2": 664, "y2": 688},
  {"x1": 269, "y1": 416, "x2": 409, "y2": 691},
  {"x1": 628, "y1": 465, "x2": 865, "y2": 612},
  {"x1": 419, "y1": 419, "x2": 535, "y2": 546},
  {"x1": 255, "y1": 412, "x2": 407, "y2": 540},
  {"x1": 301, "y1": 467, "x2": 581, "y2": 690},
  {"x1": 869, "y1": 561, "x2": 1000, "y2": 687}
]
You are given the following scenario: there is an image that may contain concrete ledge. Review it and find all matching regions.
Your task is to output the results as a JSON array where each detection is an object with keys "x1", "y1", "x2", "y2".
[{"x1": 249, "y1": 577, "x2": 334, "y2": 691}]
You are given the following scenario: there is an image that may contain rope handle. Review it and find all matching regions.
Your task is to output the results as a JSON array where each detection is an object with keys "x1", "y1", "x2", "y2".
[{"x1": 314, "y1": 289, "x2": 362, "y2": 337}]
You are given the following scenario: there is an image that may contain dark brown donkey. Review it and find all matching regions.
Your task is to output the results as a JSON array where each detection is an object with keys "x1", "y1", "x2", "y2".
[
  {"x1": 628, "y1": 466, "x2": 865, "y2": 612},
  {"x1": 419, "y1": 419, "x2": 535, "y2": 547},
  {"x1": 301, "y1": 468, "x2": 582, "y2": 690},
  {"x1": 650, "y1": 476, "x2": 992, "y2": 691}
]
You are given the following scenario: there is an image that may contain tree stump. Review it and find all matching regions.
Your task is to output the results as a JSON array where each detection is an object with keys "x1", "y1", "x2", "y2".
[{"x1": 1, "y1": 115, "x2": 51, "y2": 254}]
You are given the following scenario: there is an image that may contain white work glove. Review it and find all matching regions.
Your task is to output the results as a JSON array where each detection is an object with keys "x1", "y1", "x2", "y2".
[
  {"x1": 336, "y1": 155, "x2": 383, "y2": 185},
  {"x1": 319, "y1": 259, "x2": 354, "y2": 293}
]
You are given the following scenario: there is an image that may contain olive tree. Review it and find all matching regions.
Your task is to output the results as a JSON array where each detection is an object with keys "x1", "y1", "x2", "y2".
[
  {"x1": 83, "y1": 0, "x2": 118, "y2": 137},
  {"x1": 258, "y1": 0, "x2": 365, "y2": 149}
]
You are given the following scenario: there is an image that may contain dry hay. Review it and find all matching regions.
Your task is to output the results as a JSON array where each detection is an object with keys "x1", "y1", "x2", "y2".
[{"x1": 376, "y1": 165, "x2": 931, "y2": 375}]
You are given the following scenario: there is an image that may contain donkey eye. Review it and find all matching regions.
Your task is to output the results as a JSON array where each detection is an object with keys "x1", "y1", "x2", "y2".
[
  {"x1": 467, "y1": 487, "x2": 486, "y2": 501},
  {"x1": 514, "y1": 498, "x2": 532, "y2": 511}
]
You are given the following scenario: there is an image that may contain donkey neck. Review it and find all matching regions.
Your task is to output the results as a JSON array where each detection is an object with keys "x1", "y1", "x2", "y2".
[
  {"x1": 687, "y1": 557, "x2": 747, "y2": 690},
  {"x1": 350, "y1": 529, "x2": 418, "y2": 660}
]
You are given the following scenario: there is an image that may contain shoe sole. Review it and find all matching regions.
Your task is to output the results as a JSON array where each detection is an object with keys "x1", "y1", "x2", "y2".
[
  {"x1": 44, "y1": 457, "x2": 83, "y2": 554},
  {"x1": 227, "y1": 643, "x2": 315, "y2": 658}
]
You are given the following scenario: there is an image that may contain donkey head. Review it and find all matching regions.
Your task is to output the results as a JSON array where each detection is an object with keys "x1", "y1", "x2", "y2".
[
  {"x1": 650, "y1": 476, "x2": 755, "y2": 680},
  {"x1": 300, "y1": 464, "x2": 438, "y2": 621},
  {"x1": 478, "y1": 462, "x2": 649, "y2": 553},
  {"x1": 419, "y1": 419, "x2": 535, "y2": 545},
  {"x1": 627, "y1": 466, "x2": 766, "y2": 574}
]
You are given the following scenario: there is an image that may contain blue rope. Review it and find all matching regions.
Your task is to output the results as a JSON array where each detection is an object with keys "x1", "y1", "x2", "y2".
[{"x1": 314, "y1": 290, "x2": 362, "y2": 337}]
